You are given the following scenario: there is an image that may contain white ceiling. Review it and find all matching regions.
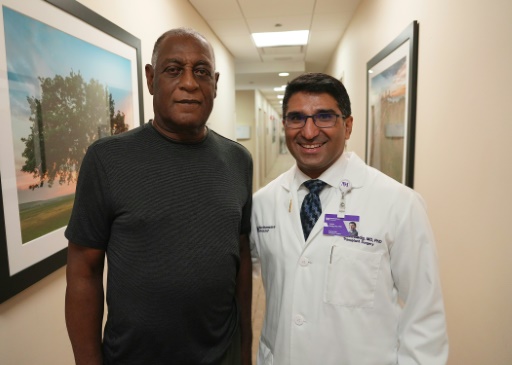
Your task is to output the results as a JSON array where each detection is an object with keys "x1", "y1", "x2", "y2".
[{"x1": 188, "y1": 0, "x2": 361, "y2": 112}]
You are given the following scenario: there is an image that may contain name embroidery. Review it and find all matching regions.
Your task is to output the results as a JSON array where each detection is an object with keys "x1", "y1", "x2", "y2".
[{"x1": 257, "y1": 225, "x2": 275, "y2": 233}]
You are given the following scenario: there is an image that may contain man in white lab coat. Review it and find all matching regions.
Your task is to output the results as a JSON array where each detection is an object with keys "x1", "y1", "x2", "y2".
[{"x1": 250, "y1": 73, "x2": 448, "y2": 365}]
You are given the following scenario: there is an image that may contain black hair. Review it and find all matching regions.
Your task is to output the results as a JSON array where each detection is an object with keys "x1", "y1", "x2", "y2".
[{"x1": 282, "y1": 73, "x2": 351, "y2": 118}]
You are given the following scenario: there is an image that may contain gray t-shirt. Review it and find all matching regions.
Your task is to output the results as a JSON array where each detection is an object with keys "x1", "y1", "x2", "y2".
[{"x1": 65, "y1": 122, "x2": 253, "y2": 364}]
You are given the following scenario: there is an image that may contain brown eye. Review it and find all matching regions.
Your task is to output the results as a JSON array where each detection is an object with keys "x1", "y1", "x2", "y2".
[
  {"x1": 194, "y1": 68, "x2": 211, "y2": 77},
  {"x1": 165, "y1": 66, "x2": 183, "y2": 77}
]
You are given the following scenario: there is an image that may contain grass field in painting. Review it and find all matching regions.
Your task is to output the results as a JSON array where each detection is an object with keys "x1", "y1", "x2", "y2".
[{"x1": 19, "y1": 194, "x2": 74, "y2": 243}]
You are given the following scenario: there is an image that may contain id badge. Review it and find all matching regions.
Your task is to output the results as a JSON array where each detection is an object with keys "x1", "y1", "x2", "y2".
[{"x1": 323, "y1": 214, "x2": 360, "y2": 237}]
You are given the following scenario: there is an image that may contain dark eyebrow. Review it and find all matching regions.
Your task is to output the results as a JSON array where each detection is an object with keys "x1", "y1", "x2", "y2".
[
  {"x1": 286, "y1": 108, "x2": 337, "y2": 115},
  {"x1": 160, "y1": 58, "x2": 213, "y2": 69},
  {"x1": 315, "y1": 109, "x2": 337, "y2": 114}
]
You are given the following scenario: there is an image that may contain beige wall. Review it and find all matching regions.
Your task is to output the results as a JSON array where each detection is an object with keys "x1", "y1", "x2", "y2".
[
  {"x1": 254, "y1": 90, "x2": 281, "y2": 191},
  {"x1": 326, "y1": 0, "x2": 512, "y2": 364},
  {"x1": 0, "y1": 1, "x2": 236, "y2": 364},
  {"x1": 236, "y1": 90, "x2": 282, "y2": 192},
  {"x1": 236, "y1": 90, "x2": 258, "y2": 189}
]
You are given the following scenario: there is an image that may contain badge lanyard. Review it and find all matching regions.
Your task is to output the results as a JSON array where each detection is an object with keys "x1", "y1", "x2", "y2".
[{"x1": 323, "y1": 179, "x2": 359, "y2": 237}]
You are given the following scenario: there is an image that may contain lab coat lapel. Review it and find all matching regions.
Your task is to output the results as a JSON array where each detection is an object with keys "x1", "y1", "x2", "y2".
[
  {"x1": 303, "y1": 152, "x2": 369, "y2": 246},
  {"x1": 304, "y1": 189, "x2": 339, "y2": 246},
  {"x1": 280, "y1": 166, "x2": 309, "y2": 249}
]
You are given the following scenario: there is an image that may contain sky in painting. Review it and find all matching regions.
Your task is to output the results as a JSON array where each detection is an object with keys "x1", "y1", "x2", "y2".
[
  {"x1": 370, "y1": 56, "x2": 407, "y2": 102},
  {"x1": 2, "y1": 6, "x2": 134, "y2": 204}
]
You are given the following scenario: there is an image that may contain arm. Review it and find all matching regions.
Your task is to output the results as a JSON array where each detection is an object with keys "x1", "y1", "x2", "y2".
[
  {"x1": 392, "y1": 195, "x2": 448, "y2": 364},
  {"x1": 236, "y1": 234, "x2": 253, "y2": 365},
  {"x1": 65, "y1": 241, "x2": 106, "y2": 365}
]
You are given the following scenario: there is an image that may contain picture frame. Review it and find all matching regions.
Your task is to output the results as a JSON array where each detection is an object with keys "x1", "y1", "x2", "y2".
[
  {"x1": 0, "y1": 0, "x2": 144, "y2": 303},
  {"x1": 365, "y1": 21, "x2": 419, "y2": 188}
]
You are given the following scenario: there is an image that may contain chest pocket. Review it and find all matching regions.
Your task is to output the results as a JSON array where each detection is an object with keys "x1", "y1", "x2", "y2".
[{"x1": 323, "y1": 245, "x2": 383, "y2": 308}]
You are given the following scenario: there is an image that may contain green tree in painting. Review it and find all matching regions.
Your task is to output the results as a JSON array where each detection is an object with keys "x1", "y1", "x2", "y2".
[
  {"x1": 109, "y1": 92, "x2": 128, "y2": 135},
  {"x1": 20, "y1": 71, "x2": 126, "y2": 190}
]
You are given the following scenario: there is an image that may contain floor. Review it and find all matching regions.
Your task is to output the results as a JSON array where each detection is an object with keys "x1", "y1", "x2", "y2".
[{"x1": 250, "y1": 151, "x2": 296, "y2": 363}]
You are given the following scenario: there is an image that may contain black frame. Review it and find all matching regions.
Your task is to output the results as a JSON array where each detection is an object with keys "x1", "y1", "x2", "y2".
[
  {"x1": 365, "y1": 21, "x2": 419, "y2": 188},
  {"x1": 0, "y1": 0, "x2": 144, "y2": 303}
]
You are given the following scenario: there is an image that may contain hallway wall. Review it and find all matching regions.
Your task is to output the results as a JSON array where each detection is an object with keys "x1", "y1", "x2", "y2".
[
  {"x1": 0, "y1": 1, "x2": 237, "y2": 364},
  {"x1": 236, "y1": 89, "x2": 282, "y2": 192},
  {"x1": 325, "y1": 0, "x2": 512, "y2": 364}
]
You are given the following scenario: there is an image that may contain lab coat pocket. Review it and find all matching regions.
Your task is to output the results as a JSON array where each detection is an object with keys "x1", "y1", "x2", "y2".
[{"x1": 324, "y1": 245, "x2": 382, "y2": 308}]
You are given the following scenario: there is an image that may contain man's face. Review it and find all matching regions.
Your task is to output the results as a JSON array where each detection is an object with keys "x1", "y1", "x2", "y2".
[
  {"x1": 145, "y1": 34, "x2": 219, "y2": 137},
  {"x1": 350, "y1": 223, "x2": 356, "y2": 230},
  {"x1": 284, "y1": 91, "x2": 353, "y2": 179}
]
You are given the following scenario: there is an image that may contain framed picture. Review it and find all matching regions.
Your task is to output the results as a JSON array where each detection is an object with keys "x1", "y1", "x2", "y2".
[
  {"x1": 0, "y1": 0, "x2": 144, "y2": 303},
  {"x1": 366, "y1": 21, "x2": 419, "y2": 188}
]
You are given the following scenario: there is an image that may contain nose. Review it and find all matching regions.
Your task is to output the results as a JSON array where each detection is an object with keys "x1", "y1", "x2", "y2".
[
  {"x1": 179, "y1": 67, "x2": 199, "y2": 91},
  {"x1": 301, "y1": 116, "x2": 320, "y2": 140}
]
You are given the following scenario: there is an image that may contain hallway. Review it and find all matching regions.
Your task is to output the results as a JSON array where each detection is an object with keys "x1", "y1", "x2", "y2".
[{"x1": 250, "y1": 150, "x2": 295, "y2": 363}]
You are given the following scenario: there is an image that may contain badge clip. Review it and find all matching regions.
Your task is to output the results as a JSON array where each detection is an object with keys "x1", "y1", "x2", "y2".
[{"x1": 338, "y1": 180, "x2": 352, "y2": 218}]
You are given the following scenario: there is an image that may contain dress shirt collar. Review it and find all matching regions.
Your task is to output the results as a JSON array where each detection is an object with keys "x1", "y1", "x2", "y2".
[{"x1": 292, "y1": 152, "x2": 351, "y2": 191}]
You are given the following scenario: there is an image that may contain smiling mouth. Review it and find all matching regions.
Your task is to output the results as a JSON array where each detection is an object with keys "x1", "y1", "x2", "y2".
[{"x1": 300, "y1": 142, "x2": 324, "y2": 149}]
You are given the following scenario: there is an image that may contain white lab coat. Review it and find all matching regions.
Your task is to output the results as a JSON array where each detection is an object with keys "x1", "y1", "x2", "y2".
[{"x1": 250, "y1": 152, "x2": 448, "y2": 365}]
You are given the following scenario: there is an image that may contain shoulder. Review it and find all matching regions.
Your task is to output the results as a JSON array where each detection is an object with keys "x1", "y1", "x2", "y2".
[
  {"x1": 209, "y1": 129, "x2": 253, "y2": 163},
  {"x1": 88, "y1": 123, "x2": 150, "y2": 152},
  {"x1": 82, "y1": 124, "x2": 156, "y2": 171},
  {"x1": 346, "y1": 152, "x2": 426, "y2": 210},
  {"x1": 254, "y1": 168, "x2": 292, "y2": 203},
  {"x1": 365, "y1": 165, "x2": 428, "y2": 217}
]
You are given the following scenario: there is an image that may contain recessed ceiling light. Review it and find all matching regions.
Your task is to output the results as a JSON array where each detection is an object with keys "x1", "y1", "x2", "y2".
[
  {"x1": 277, "y1": 95, "x2": 284, "y2": 99},
  {"x1": 273, "y1": 85, "x2": 286, "y2": 91},
  {"x1": 279, "y1": 72, "x2": 289, "y2": 77},
  {"x1": 252, "y1": 30, "x2": 309, "y2": 48}
]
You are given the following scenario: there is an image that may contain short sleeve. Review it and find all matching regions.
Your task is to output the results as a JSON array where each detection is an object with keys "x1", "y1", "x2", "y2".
[{"x1": 64, "y1": 143, "x2": 113, "y2": 249}]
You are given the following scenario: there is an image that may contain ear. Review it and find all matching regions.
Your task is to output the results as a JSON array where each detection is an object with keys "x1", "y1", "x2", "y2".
[
  {"x1": 145, "y1": 64, "x2": 155, "y2": 95},
  {"x1": 213, "y1": 72, "x2": 220, "y2": 98},
  {"x1": 344, "y1": 116, "x2": 353, "y2": 140}
]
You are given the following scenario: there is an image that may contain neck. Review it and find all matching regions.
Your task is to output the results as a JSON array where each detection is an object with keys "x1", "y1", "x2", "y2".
[{"x1": 151, "y1": 119, "x2": 207, "y2": 143}]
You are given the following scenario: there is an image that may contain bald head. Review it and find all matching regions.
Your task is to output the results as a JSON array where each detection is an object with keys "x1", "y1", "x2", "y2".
[{"x1": 151, "y1": 27, "x2": 215, "y2": 68}]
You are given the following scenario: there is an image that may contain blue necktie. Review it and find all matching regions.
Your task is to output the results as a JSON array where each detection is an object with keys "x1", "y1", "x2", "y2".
[{"x1": 300, "y1": 179, "x2": 327, "y2": 240}]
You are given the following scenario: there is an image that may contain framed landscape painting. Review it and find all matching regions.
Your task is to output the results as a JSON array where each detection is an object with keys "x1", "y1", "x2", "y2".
[
  {"x1": 0, "y1": 0, "x2": 143, "y2": 303},
  {"x1": 366, "y1": 21, "x2": 419, "y2": 188}
]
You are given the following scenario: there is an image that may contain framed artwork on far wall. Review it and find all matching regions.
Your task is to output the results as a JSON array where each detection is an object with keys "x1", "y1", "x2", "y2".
[
  {"x1": 366, "y1": 21, "x2": 419, "y2": 188},
  {"x1": 0, "y1": 0, "x2": 144, "y2": 303}
]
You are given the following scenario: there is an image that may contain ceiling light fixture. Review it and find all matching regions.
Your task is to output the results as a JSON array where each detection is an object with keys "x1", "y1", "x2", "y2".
[
  {"x1": 278, "y1": 72, "x2": 289, "y2": 77},
  {"x1": 252, "y1": 30, "x2": 309, "y2": 48}
]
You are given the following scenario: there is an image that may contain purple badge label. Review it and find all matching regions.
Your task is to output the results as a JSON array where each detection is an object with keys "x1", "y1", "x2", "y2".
[{"x1": 323, "y1": 214, "x2": 360, "y2": 237}]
